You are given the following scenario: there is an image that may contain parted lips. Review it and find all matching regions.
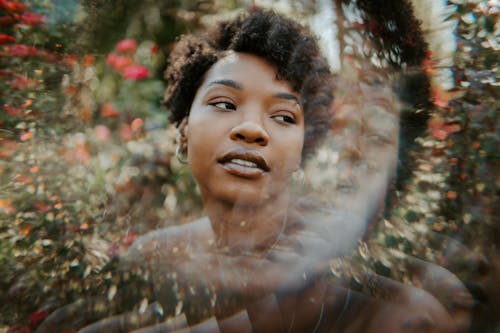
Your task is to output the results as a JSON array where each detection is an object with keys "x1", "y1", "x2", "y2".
[{"x1": 218, "y1": 148, "x2": 270, "y2": 172}]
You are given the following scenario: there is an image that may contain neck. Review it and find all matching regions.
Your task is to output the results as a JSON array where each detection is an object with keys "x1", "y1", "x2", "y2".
[{"x1": 203, "y1": 193, "x2": 291, "y2": 253}]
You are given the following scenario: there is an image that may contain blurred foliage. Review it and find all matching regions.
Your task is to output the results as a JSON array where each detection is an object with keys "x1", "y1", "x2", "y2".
[
  {"x1": 0, "y1": 0, "x2": 498, "y2": 331},
  {"x1": 343, "y1": 1, "x2": 499, "y2": 331},
  {"x1": 0, "y1": 0, "x2": 233, "y2": 327}
]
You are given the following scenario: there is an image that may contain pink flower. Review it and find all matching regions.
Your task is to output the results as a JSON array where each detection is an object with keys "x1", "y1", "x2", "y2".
[
  {"x1": 122, "y1": 64, "x2": 150, "y2": 80},
  {"x1": 131, "y1": 118, "x2": 143, "y2": 131},
  {"x1": 20, "y1": 12, "x2": 46, "y2": 26},
  {"x1": 106, "y1": 53, "x2": 132, "y2": 72},
  {"x1": 116, "y1": 39, "x2": 137, "y2": 53},
  {"x1": 95, "y1": 125, "x2": 111, "y2": 141},
  {"x1": 10, "y1": 44, "x2": 38, "y2": 58},
  {"x1": 105, "y1": 53, "x2": 117, "y2": 66}
]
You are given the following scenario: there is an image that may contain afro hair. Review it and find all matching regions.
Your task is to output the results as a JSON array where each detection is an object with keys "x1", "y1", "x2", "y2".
[{"x1": 163, "y1": 9, "x2": 334, "y2": 159}]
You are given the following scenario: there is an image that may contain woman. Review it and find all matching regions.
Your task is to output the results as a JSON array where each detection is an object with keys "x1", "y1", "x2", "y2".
[
  {"x1": 36, "y1": 8, "x2": 471, "y2": 333},
  {"x1": 123, "y1": 8, "x2": 342, "y2": 329}
]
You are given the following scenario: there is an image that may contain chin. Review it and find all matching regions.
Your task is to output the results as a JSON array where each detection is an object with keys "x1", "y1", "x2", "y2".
[
  {"x1": 204, "y1": 181, "x2": 288, "y2": 208},
  {"x1": 218, "y1": 186, "x2": 272, "y2": 207}
]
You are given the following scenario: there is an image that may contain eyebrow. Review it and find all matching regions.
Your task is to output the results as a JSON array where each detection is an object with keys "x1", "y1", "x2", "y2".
[
  {"x1": 206, "y1": 79, "x2": 299, "y2": 103},
  {"x1": 273, "y1": 92, "x2": 298, "y2": 103},
  {"x1": 206, "y1": 79, "x2": 242, "y2": 90}
]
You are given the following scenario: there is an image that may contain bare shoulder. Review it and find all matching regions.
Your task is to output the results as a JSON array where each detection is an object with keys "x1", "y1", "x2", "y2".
[
  {"x1": 123, "y1": 217, "x2": 213, "y2": 267},
  {"x1": 364, "y1": 273, "x2": 471, "y2": 333}
]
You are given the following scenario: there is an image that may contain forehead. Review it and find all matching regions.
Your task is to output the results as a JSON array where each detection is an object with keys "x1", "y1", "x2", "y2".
[{"x1": 199, "y1": 52, "x2": 297, "y2": 95}]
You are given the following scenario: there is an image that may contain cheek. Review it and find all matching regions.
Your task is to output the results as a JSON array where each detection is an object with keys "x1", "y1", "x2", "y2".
[
  {"x1": 186, "y1": 126, "x2": 210, "y2": 166},
  {"x1": 185, "y1": 111, "x2": 223, "y2": 172},
  {"x1": 290, "y1": 126, "x2": 305, "y2": 165},
  {"x1": 276, "y1": 129, "x2": 304, "y2": 174},
  {"x1": 186, "y1": 133, "x2": 213, "y2": 190}
]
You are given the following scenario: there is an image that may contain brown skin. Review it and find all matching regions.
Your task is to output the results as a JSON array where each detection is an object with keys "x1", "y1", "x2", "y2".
[
  {"x1": 160, "y1": 52, "x2": 472, "y2": 332},
  {"x1": 37, "y1": 53, "x2": 472, "y2": 333},
  {"x1": 183, "y1": 52, "x2": 304, "y2": 253}
]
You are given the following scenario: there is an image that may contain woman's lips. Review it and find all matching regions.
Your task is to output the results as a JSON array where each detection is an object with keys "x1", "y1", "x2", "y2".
[{"x1": 218, "y1": 149, "x2": 269, "y2": 179}]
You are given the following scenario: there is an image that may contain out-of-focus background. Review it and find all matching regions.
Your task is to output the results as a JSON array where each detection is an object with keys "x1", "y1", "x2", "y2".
[{"x1": 0, "y1": 0, "x2": 497, "y2": 331}]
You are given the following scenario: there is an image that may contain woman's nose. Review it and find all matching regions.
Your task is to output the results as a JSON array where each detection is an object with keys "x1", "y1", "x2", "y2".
[{"x1": 230, "y1": 121, "x2": 269, "y2": 146}]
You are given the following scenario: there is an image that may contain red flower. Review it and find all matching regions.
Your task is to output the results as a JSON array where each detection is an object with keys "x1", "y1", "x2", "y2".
[
  {"x1": 61, "y1": 54, "x2": 78, "y2": 67},
  {"x1": 150, "y1": 44, "x2": 160, "y2": 53},
  {"x1": 3, "y1": 104, "x2": 22, "y2": 115},
  {"x1": 0, "y1": 68, "x2": 14, "y2": 76},
  {"x1": 122, "y1": 64, "x2": 150, "y2": 80},
  {"x1": 429, "y1": 118, "x2": 461, "y2": 140},
  {"x1": 20, "y1": 12, "x2": 46, "y2": 26},
  {"x1": 100, "y1": 102, "x2": 120, "y2": 118},
  {"x1": 122, "y1": 232, "x2": 138, "y2": 247},
  {"x1": 41, "y1": 50, "x2": 57, "y2": 63},
  {"x1": 106, "y1": 53, "x2": 132, "y2": 72},
  {"x1": 116, "y1": 38, "x2": 137, "y2": 53},
  {"x1": 430, "y1": 85, "x2": 452, "y2": 108},
  {"x1": 0, "y1": 34, "x2": 15, "y2": 44},
  {"x1": 33, "y1": 202, "x2": 51, "y2": 214},
  {"x1": 352, "y1": 21, "x2": 365, "y2": 29},
  {"x1": 10, "y1": 44, "x2": 38, "y2": 58},
  {"x1": 0, "y1": 0, "x2": 9, "y2": 9},
  {"x1": 29, "y1": 309, "x2": 49, "y2": 328},
  {"x1": 20, "y1": 131, "x2": 33, "y2": 141},
  {"x1": 0, "y1": 16, "x2": 15, "y2": 26},
  {"x1": 0, "y1": 0, "x2": 26, "y2": 12},
  {"x1": 11, "y1": 73, "x2": 36, "y2": 90},
  {"x1": 82, "y1": 54, "x2": 95, "y2": 67}
]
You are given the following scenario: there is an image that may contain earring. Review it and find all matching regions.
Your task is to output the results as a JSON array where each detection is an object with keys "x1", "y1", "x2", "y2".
[
  {"x1": 291, "y1": 168, "x2": 305, "y2": 185},
  {"x1": 175, "y1": 145, "x2": 188, "y2": 164},
  {"x1": 176, "y1": 118, "x2": 188, "y2": 164}
]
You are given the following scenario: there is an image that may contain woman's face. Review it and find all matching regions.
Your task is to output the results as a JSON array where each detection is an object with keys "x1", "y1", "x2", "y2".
[{"x1": 185, "y1": 52, "x2": 304, "y2": 206}]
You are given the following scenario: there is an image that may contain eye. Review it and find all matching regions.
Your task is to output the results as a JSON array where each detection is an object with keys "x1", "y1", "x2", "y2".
[
  {"x1": 272, "y1": 114, "x2": 296, "y2": 124},
  {"x1": 210, "y1": 101, "x2": 236, "y2": 111}
]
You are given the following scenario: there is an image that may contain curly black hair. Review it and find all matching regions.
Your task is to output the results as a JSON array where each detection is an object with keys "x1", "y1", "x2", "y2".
[{"x1": 163, "y1": 9, "x2": 334, "y2": 159}]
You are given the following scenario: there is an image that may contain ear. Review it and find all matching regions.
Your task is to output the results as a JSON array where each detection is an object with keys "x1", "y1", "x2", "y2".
[
  {"x1": 177, "y1": 118, "x2": 189, "y2": 151},
  {"x1": 179, "y1": 117, "x2": 189, "y2": 137}
]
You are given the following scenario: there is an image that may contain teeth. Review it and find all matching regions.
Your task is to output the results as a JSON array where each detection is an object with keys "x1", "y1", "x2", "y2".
[{"x1": 230, "y1": 158, "x2": 258, "y2": 168}]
